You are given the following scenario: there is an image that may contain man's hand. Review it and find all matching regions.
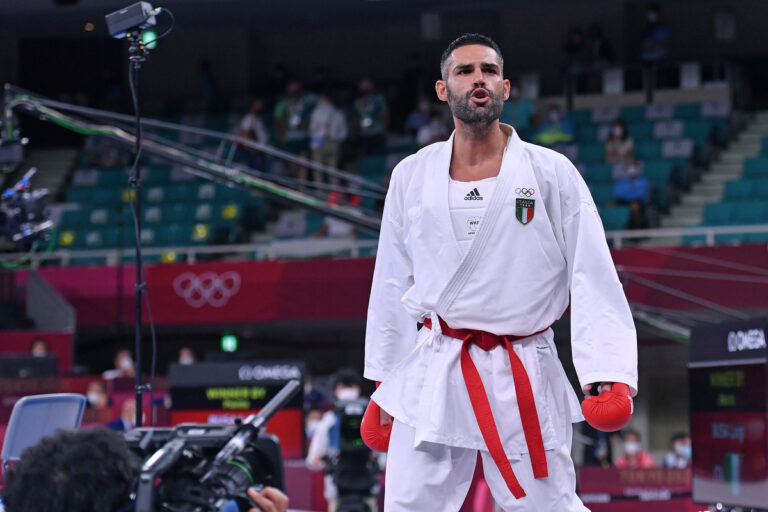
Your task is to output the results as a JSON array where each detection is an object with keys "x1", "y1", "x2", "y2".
[
  {"x1": 582, "y1": 381, "x2": 613, "y2": 397},
  {"x1": 248, "y1": 486, "x2": 289, "y2": 512}
]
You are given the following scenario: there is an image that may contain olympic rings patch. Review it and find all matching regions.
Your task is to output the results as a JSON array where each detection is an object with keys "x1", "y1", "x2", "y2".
[
  {"x1": 173, "y1": 271, "x2": 241, "y2": 308},
  {"x1": 515, "y1": 187, "x2": 535, "y2": 197}
]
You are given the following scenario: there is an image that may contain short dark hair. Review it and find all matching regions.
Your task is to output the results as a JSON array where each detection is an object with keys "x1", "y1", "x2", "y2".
[
  {"x1": 333, "y1": 368, "x2": 362, "y2": 389},
  {"x1": 670, "y1": 432, "x2": 689, "y2": 444},
  {"x1": 440, "y1": 33, "x2": 504, "y2": 80},
  {"x1": 2, "y1": 427, "x2": 136, "y2": 512}
]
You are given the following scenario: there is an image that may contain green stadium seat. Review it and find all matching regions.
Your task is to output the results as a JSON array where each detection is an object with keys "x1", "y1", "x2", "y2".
[
  {"x1": 724, "y1": 180, "x2": 755, "y2": 201},
  {"x1": 635, "y1": 141, "x2": 662, "y2": 160},
  {"x1": 81, "y1": 228, "x2": 119, "y2": 248},
  {"x1": 642, "y1": 160, "x2": 673, "y2": 184},
  {"x1": 163, "y1": 204, "x2": 190, "y2": 223},
  {"x1": 675, "y1": 104, "x2": 700, "y2": 119},
  {"x1": 627, "y1": 122, "x2": 653, "y2": 141},
  {"x1": 67, "y1": 187, "x2": 92, "y2": 203},
  {"x1": 584, "y1": 164, "x2": 613, "y2": 184},
  {"x1": 733, "y1": 202, "x2": 768, "y2": 224},
  {"x1": 143, "y1": 206, "x2": 164, "y2": 224},
  {"x1": 762, "y1": 137, "x2": 768, "y2": 156},
  {"x1": 600, "y1": 207, "x2": 630, "y2": 231},
  {"x1": 702, "y1": 203, "x2": 735, "y2": 226},
  {"x1": 577, "y1": 143, "x2": 604, "y2": 163},
  {"x1": 744, "y1": 157, "x2": 768, "y2": 178},
  {"x1": 590, "y1": 183, "x2": 614, "y2": 206},
  {"x1": 98, "y1": 170, "x2": 128, "y2": 187},
  {"x1": 167, "y1": 184, "x2": 193, "y2": 203},
  {"x1": 568, "y1": 109, "x2": 592, "y2": 125},
  {"x1": 358, "y1": 155, "x2": 388, "y2": 176},
  {"x1": 756, "y1": 180, "x2": 768, "y2": 199},
  {"x1": 143, "y1": 185, "x2": 166, "y2": 203},
  {"x1": 576, "y1": 124, "x2": 599, "y2": 143},
  {"x1": 60, "y1": 210, "x2": 89, "y2": 227},
  {"x1": 620, "y1": 106, "x2": 645, "y2": 122}
]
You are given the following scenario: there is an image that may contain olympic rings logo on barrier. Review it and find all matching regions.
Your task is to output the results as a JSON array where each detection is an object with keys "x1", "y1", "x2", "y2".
[
  {"x1": 515, "y1": 187, "x2": 535, "y2": 197},
  {"x1": 173, "y1": 271, "x2": 241, "y2": 308}
]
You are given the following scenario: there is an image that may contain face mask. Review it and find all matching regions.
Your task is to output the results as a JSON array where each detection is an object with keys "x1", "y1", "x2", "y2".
[
  {"x1": 677, "y1": 444, "x2": 692, "y2": 459},
  {"x1": 612, "y1": 126, "x2": 624, "y2": 137},
  {"x1": 119, "y1": 357, "x2": 134, "y2": 371},
  {"x1": 179, "y1": 355, "x2": 195, "y2": 365},
  {"x1": 87, "y1": 391, "x2": 103, "y2": 406},
  {"x1": 624, "y1": 441, "x2": 641, "y2": 455},
  {"x1": 336, "y1": 388, "x2": 360, "y2": 401},
  {"x1": 32, "y1": 349, "x2": 47, "y2": 357}
]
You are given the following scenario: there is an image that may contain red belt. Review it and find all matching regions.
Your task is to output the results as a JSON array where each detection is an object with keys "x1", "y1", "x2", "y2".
[{"x1": 423, "y1": 316, "x2": 549, "y2": 499}]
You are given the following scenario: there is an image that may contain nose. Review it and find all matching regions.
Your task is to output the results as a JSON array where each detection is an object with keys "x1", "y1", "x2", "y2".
[{"x1": 472, "y1": 69, "x2": 485, "y2": 87}]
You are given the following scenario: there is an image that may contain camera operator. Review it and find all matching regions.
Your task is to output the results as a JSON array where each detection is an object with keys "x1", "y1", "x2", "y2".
[
  {"x1": 1, "y1": 426, "x2": 289, "y2": 512},
  {"x1": 306, "y1": 369, "x2": 382, "y2": 512}
]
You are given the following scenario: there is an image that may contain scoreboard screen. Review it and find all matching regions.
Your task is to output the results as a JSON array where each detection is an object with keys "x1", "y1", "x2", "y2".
[
  {"x1": 689, "y1": 320, "x2": 768, "y2": 509},
  {"x1": 169, "y1": 361, "x2": 305, "y2": 459}
]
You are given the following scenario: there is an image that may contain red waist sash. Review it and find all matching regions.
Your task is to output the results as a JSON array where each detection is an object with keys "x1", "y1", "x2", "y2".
[{"x1": 423, "y1": 316, "x2": 549, "y2": 499}]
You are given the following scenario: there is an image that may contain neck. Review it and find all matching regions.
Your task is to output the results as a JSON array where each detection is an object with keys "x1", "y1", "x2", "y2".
[{"x1": 452, "y1": 119, "x2": 506, "y2": 167}]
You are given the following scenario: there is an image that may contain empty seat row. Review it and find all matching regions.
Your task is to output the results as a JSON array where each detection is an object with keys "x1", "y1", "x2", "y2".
[
  {"x1": 57, "y1": 222, "x2": 236, "y2": 250},
  {"x1": 67, "y1": 182, "x2": 255, "y2": 205},
  {"x1": 60, "y1": 201, "x2": 250, "y2": 228},
  {"x1": 702, "y1": 202, "x2": 768, "y2": 226}
]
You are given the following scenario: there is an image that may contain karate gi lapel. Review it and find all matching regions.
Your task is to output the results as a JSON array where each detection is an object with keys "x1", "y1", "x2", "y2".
[{"x1": 436, "y1": 126, "x2": 525, "y2": 316}]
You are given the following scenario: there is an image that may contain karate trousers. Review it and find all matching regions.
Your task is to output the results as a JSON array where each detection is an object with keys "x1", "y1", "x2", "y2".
[{"x1": 383, "y1": 419, "x2": 590, "y2": 512}]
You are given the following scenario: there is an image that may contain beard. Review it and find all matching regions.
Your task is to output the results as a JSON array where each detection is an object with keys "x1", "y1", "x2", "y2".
[{"x1": 446, "y1": 84, "x2": 504, "y2": 126}]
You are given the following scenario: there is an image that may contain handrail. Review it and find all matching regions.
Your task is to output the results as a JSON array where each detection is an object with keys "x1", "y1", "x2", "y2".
[{"x1": 1, "y1": 224, "x2": 766, "y2": 267}]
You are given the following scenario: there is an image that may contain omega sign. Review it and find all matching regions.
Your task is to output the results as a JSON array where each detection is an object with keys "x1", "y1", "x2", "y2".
[
  {"x1": 238, "y1": 364, "x2": 302, "y2": 382},
  {"x1": 727, "y1": 328, "x2": 767, "y2": 353}
]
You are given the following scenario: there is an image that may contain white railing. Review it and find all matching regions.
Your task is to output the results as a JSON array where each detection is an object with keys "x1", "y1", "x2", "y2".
[{"x1": 2, "y1": 224, "x2": 767, "y2": 267}]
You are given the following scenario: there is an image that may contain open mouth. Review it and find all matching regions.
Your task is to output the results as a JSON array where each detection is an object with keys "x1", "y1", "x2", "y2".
[{"x1": 470, "y1": 88, "x2": 490, "y2": 105}]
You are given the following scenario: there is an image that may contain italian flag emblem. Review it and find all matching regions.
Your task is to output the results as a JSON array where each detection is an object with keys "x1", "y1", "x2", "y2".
[{"x1": 516, "y1": 198, "x2": 535, "y2": 225}]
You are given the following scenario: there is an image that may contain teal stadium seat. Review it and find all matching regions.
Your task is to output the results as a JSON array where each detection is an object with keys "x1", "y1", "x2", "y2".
[
  {"x1": 627, "y1": 122, "x2": 653, "y2": 141},
  {"x1": 167, "y1": 184, "x2": 193, "y2": 203},
  {"x1": 762, "y1": 137, "x2": 768, "y2": 156},
  {"x1": 568, "y1": 109, "x2": 591, "y2": 125},
  {"x1": 584, "y1": 164, "x2": 613, "y2": 184},
  {"x1": 358, "y1": 155, "x2": 388, "y2": 177},
  {"x1": 724, "y1": 180, "x2": 755, "y2": 201},
  {"x1": 600, "y1": 207, "x2": 630, "y2": 230},
  {"x1": 60, "y1": 210, "x2": 89, "y2": 228},
  {"x1": 98, "y1": 170, "x2": 128, "y2": 187},
  {"x1": 733, "y1": 202, "x2": 768, "y2": 224},
  {"x1": 144, "y1": 165, "x2": 173, "y2": 185},
  {"x1": 756, "y1": 179, "x2": 768, "y2": 199},
  {"x1": 747, "y1": 232, "x2": 768, "y2": 243},
  {"x1": 675, "y1": 104, "x2": 701, "y2": 120},
  {"x1": 577, "y1": 143, "x2": 604, "y2": 163},
  {"x1": 575, "y1": 124, "x2": 599, "y2": 143},
  {"x1": 715, "y1": 233, "x2": 746, "y2": 244},
  {"x1": 590, "y1": 184, "x2": 614, "y2": 206},
  {"x1": 702, "y1": 203, "x2": 735, "y2": 226},
  {"x1": 744, "y1": 157, "x2": 768, "y2": 178},
  {"x1": 635, "y1": 141, "x2": 662, "y2": 160},
  {"x1": 619, "y1": 106, "x2": 645, "y2": 122}
]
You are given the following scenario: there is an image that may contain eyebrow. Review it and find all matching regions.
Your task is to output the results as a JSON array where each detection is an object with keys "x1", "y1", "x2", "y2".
[{"x1": 453, "y1": 62, "x2": 501, "y2": 73}]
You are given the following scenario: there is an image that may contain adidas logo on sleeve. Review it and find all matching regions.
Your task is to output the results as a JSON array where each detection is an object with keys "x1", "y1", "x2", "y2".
[{"x1": 464, "y1": 188, "x2": 483, "y2": 200}]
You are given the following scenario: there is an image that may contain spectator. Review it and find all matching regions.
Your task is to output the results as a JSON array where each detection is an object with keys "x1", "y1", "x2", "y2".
[
  {"x1": 85, "y1": 380, "x2": 110, "y2": 410},
  {"x1": 605, "y1": 118, "x2": 635, "y2": 178},
  {"x1": 106, "y1": 398, "x2": 139, "y2": 432},
  {"x1": 641, "y1": 3, "x2": 671, "y2": 63},
  {"x1": 102, "y1": 349, "x2": 136, "y2": 380},
  {"x1": 662, "y1": 432, "x2": 692, "y2": 469},
  {"x1": 274, "y1": 80, "x2": 316, "y2": 155},
  {"x1": 311, "y1": 191, "x2": 360, "y2": 239},
  {"x1": 354, "y1": 78, "x2": 389, "y2": 155},
  {"x1": 416, "y1": 111, "x2": 449, "y2": 148},
  {"x1": 404, "y1": 96, "x2": 432, "y2": 135},
  {"x1": 613, "y1": 162, "x2": 649, "y2": 205},
  {"x1": 304, "y1": 374, "x2": 327, "y2": 408},
  {"x1": 178, "y1": 346, "x2": 197, "y2": 365},
  {"x1": 239, "y1": 98, "x2": 269, "y2": 172},
  {"x1": 30, "y1": 339, "x2": 49, "y2": 358},
  {"x1": 305, "y1": 407, "x2": 325, "y2": 440},
  {"x1": 309, "y1": 92, "x2": 348, "y2": 184},
  {"x1": 500, "y1": 79, "x2": 537, "y2": 132},
  {"x1": 615, "y1": 430, "x2": 655, "y2": 469},
  {"x1": 533, "y1": 104, "x2": 574, "y2": 148}
]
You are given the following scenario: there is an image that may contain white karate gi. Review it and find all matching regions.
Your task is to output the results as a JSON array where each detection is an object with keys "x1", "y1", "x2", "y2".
[{"x1": 364, "y1": 125, "x2": 637, "y2": 511}]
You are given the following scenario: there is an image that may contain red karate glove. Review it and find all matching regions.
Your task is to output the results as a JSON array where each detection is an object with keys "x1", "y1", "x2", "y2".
[
  {"x1": 581, "y1": 382, "x2": 633, "y2": 432},
  {"x1": 360, "y1": 383, "x2": 392, "y2": 452}
]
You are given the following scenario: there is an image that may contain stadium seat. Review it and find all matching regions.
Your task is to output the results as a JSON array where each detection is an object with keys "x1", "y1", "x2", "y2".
[
  {"x1": 619, "y1": 106, "x2": 645, "y2": 122},
  {"x1": 762, "y1": 137, "x2": 768, "y2": 156},
  {"x1": 575, "y1": 124, "x2": 600, "y2": 143},
  {"x1": 584, "y1": 163, "x2": 613, "y2": 184},
  {"x1": 715, "y1": 233, "x2": 746, "y2": 244},
  {"x1": 627, "y1": 121, "x2": 653, "y2": 141},
  {"x1": 97, "y1": 170, "x2": 128, "y2": 188},
  {"x1": 144, "y1": 165, "x2": 173, "y2": 185},
  {"x1": 702, "y1": 203, "x2": 735, "y2": 226},
  {"x1": 577, "y1": 143, "x2": 604, "y2": 163},
  {"x1": 635, "y1": 141, "x2": 662, "y2": 160},
  {"x1": 747, "y1": 232, "x2": 768, "y2": 243},
  {"x1": 60, "y1": 209, "x2": 89, "y2": 228},
  {"x1": 675, "y1": 103, "x2": 701, "y2": 120},
  {"x1": 756, "y1": 179, "x2": 768, "y2": 199},
  {"x1": 358, "y1": 155, "x2": 388, "y2": 177},
  {"x1": 724, "y1": 180, "x2": 754, "y2": 201},
  {"x1": 590, "y1": 183, "x2": 614, "y2": 206},
  {"x1": 744, "y1": 157, "x2": 768, "y2": 178},
  {"x1": 600, "y1": 207, "x2": 630, "y2": 230},
  {"x1": 733, "y1": 202, "x2": 768, "y2": 224}
]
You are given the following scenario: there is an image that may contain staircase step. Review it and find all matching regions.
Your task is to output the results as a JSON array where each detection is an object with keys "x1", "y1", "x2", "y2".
[
  {"x1": 681, "y1": 194, "x2": 722, "y2": 206},
  {"x1": 670, "y1": 205, "x2": 703, "y2": 218},
  {"x1": 661, "y1": 215, "x2": 701, "y2": 228},
  {"x1": 690, "y1": 182, "x2": 725, "y2": 196},
  {"x1": 702, "y1": 172, "x2": 742, "y2": 184}
]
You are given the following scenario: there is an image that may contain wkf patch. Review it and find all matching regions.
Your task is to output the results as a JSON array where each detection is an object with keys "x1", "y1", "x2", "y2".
[{"x1": 515, "y1": 198, "x2": 535, "y2": 225}]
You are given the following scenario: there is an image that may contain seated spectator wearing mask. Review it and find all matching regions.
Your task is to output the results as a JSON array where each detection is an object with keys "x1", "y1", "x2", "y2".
[
  {"x1": 103, "y1": 349, "x2": 136, "y2": 380},
  {"x1": 662, "y1": 432, "x2": 691, "y2": 469},
  {"x1": 86, "y1": 380, "x2": 111, "y2": 410},
  {"x1": 1, "y1": 426, "x2": 289, "y2": 512},
  {"x1": 532, "y1": 104, "x2": 574, "y2": 149},
  {"x1": 615, "y1": 429, "x2": 655, "y2": 469},
  {"x1": 500, "y1": 79, "x2": 537, "y2": 132},
  {"x1": 605, "y1": 118, "x2": 636, "y2": 179},
  {"x1": 30, "y1": 339, "x2": 49, "y2": 358}
]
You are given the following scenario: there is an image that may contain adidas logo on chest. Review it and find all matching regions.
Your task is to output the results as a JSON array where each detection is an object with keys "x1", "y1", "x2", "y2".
[{"x1": 464, "y1": 188, "x2": 483, "y2": 200}]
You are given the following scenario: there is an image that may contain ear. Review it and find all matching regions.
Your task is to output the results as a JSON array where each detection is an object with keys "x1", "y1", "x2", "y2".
[
  {"x1": 502, "y1": 78, "x2": 511, "y2": 101},
  {"x1": 435, "y1": 80, "x2": 448, "y2": 102}
]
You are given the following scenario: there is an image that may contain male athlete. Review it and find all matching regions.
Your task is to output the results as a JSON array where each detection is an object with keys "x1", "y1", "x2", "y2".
[{"x1": 362, "y1": 33, "x2": 637, "y2": 511}]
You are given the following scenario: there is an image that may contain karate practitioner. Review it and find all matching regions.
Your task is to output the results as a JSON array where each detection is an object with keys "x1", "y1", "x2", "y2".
[{"x1": 363, "y1": 33, "x2": 637, "y2": 511}]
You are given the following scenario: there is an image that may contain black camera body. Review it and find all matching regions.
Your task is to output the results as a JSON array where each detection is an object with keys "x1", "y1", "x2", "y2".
[{"x1": 325, "y1": 398, "x2": 381, "y2": 512}]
